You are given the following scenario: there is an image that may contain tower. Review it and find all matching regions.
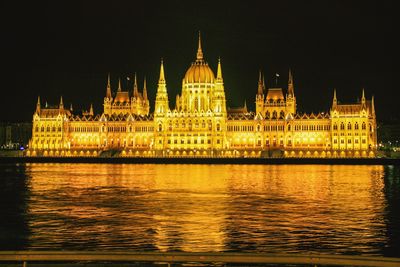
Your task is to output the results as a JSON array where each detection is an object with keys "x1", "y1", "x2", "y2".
[
  {"x1": 59, "y1": 96, "x2": 64, "y2": 111},
  {"x1": 36, "y1": 96, "x2": 41, "y2": 114},
  {"x1": 255, "y1": 71, "x2": 264, "y2": 115},
  {"x1": 142, "y1": 77, "x2": 150, "y2": 115},
  {"x1": 212, "y1": 58, "x2": 227, "y2": 114},
  {"x1": 154, "y1": 59, "x2": 169, "y2": 116},
  {"x1": 104, "y1": 74, "x2": 112, "y2": 115},
  {"x1": 332, "y1": 89, "x2": 337, "y2": 110},
  {"x1": 286, "y1": 69, "x2": 296, "y2": 114}
]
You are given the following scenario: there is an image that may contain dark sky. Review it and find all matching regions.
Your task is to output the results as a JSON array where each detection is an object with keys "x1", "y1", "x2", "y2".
[{"x1": 0, "y1": 0, "x2": 394, "y2": 122}]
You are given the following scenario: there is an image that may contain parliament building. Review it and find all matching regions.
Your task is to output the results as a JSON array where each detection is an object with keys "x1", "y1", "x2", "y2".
[{"x1": 28, "y1": 35, "x2": 377, "y2": 158}]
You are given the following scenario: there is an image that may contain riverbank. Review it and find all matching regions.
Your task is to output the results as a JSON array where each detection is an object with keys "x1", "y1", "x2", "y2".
[{"x1": 0, "y1": 156, "x2": 399, "y2": 165}]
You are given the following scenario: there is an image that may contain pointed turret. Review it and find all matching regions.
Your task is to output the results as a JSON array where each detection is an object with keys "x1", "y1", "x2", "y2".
[
  {"x1": 59, "y1": 96, "x2": 64, "y2": 110},
  {"x1": 118, "y1": 78, "x2": 122, "y2": 92},
  {"x1": 158, "y1": 59, "x2": 166, "y2": 86},
  {"x1": 244, "y1": 100, "x2": 248, "y2": 113},
  {"x1": 216, "y1": 58, "x2": 223, "y2": 81},
  {"x1": 332, "y1": 89, "x2": 337, "y2": 108},
  {"x1": 176, "y1": 94, "x2": 180, "y2": 110},
  {"x1": 371, "y1": 95, "x2": 375, "y2": 115},
  {"x1": 196, "y1": 31, "x2": 204, "y2": 61},
  {"x1": 257, "y1": 70, "x2": 263, "y2": 95},
  {"x1": 70, "y1": 103, "x2": 73, "y2": 112},
  {"x1": 288, "y1": 69, "x2": 294, "y2": 96},
  {"x1": 262, "y1": 73, "x2": 265, "y2": 91},
  {"x1": 361, "y1": 88, "x2": 366, "y2": 104},
  {"x1": 155, "y1": 59, "x2": 169, "y2": 115},
  {"x1": 133, "y1": 73, "x2": 139, "y2": 97},
  {"x1": 106, "y1": 73, "x2": 112, "y2": 98},
  {"x1": 36, "y1": 96, "x2": 41, "y2": 114},
  {"x1": 89, "y1": 103, "x2": 94, "y2": 116},
  {"x1": 143, "y1": 77, "x2": 148, "y2": 100}
]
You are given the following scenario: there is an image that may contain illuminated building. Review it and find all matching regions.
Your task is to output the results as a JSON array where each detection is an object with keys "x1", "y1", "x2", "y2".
[{"x1": 28, "y1": 34, "x2": 377, "y2": 158}]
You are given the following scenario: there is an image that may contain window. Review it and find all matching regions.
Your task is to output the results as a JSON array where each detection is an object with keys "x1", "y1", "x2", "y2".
[
  {"x1": 362, "y1": 122, "x2": 366, "y2": 130},
  {"x1": 340, "y1": 122, "x2": 345, "y2": 130},
  {"x1": 347, "y1": 123, "x2": 352, "y2": 130},
  {"x1": 355, "y1": 123, "x2": 359, "y2": 130},
  {"x1": 333, "y1": 124, "x2": 338, "y2": 130}
]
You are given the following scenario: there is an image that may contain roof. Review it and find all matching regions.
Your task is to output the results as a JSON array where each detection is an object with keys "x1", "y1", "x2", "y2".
[
  {"x1": 335, "y1": 101, "x2": 371, "y2": 114},
  {"x1": 266, "y1": 88, "x2": 284, "y2": 101},
  {"x1": 39, "y1": 108, "x2": 71, "y2": 118},
  {"x1": 114, "y1": 91, "x2": 130, "y2": 103}
]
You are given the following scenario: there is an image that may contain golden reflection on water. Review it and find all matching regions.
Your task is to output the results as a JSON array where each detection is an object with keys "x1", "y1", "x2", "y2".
[{"x1": 25, "y1": 163, "x2": 387, "y2": 254}]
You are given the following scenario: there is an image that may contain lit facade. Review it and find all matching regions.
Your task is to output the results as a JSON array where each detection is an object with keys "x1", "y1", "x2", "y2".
[{"x1": 28, "y1": 35, "x2": 377, "y2": 158}]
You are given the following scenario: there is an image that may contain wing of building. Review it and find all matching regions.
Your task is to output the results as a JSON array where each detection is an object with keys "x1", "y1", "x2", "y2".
[{"x1": 28, "y1": 34, "x2": 377, "y2": 158}]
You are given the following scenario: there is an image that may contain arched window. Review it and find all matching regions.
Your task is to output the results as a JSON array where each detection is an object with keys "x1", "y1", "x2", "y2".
[
  {"x1": 288, "y1": 124, "x2": 291, "y2": 131},
  {"x1": 340, "y1": 122, "x2": 345, "y2": 130},
  {"x1": 347, "y1": 123, "x2": 352, "y2": 130},
  {"x1": 265, "y1": 111, "x2": 270, "y2": 119},
  {"x1": 158, "y1": 124, "x2": 162, "y2": 132},
  {"x1": 333, "y1": 123, "x2": 338, "y2": 130},
  {"x1": 280, "y1": 111, "x2": 285, "y2": 119},
  {"x1": 216, "y1": 123, "x2": 221, "y2": 131},
  {"x1": 273, "y1": 111, "x2": 277, "y2": 119},
  {"x1": 362, "y1": 122, "x2": 366, "y2": 130},
  {"x1": 355, "y1": 123, "x2": 359, "y2": 130}
]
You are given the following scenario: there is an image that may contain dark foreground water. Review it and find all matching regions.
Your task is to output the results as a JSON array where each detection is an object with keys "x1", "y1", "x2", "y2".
[{"x1": 0, "y1": 164, "x2": 399, "y2": 257}]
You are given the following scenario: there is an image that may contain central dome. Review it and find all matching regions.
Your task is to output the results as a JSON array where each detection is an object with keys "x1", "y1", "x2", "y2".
[
  {"x1": 184, "y1": 61, "x2": 215, "y2": 84},
  {"x1": 183, "y1": 34, "x2": 215, "y2": 84}
]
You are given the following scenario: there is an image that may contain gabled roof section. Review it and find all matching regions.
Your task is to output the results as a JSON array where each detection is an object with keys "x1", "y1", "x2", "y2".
[{"x1": 266, "y1": 88, "x2": 284, "y2": 101}]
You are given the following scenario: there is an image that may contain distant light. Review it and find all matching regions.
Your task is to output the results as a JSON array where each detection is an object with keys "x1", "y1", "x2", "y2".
[{"x1": 20, "y1": 146, "x2": 24, "y2": 151}]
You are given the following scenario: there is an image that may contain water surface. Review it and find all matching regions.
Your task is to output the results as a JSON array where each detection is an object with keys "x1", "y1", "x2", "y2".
[{"x1": 0, "y1": 163, "x2": 399, "y2": 257}]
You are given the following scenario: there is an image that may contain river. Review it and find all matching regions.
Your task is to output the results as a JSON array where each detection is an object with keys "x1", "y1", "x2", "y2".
[{"x1": 0, "y1": 163, "x2": 399, "y2": 257}]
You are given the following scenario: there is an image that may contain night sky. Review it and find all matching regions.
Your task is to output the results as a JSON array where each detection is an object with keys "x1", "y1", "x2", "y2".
[{"x1": 1, "y1": 0, "x2": 394, "y2": 122}]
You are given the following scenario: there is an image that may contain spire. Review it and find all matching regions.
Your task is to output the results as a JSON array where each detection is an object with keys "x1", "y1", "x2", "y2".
[
  {"x1": 89, "y1": 103, "x2": 94, "y2": 116},
  {"x1": 217, "y1": 57, "x2": 223, "y2": 81},
  {"x1": 36, "y1": 96, "x2": 41, "y2": 113},
  {"x1": 133, "y1": 73, "x2": 139, "y2": 97},
  {"x1": 244, "y1": 100, "x2": 248, "y2": 113},
  {"x1": 196, "y1": 31, "x2": 204, "y2": 61},
  {"x1": 257, "y1": 70, "x2": 263, "y2": 95},
  {"x1": 361, "y1": 88, "x2": 366, "y2": 103},
  {"x1": 143, "y1": 77, "x2": 148, "y2": 100},
  {"x1": 288, "y1": 69, "x2": 295, "y2": 96},
  {"x1": 59, "y1": 96, "x2": 64, "y2": 110},
  {"x1": 176, "y1": 94, "x2": 180, "y2": 110},
  {"x1": 106, "y1": 73, "x2": 112, "y2": 98},
  {"x1": 263, "y1": 74, "x2": 265, "y2": 89},
  {"x1": 118, "y1": 78, "x2": 122, "y2": 92},
  {"x1": 371, "y1": 95, "x2": 375, "y2": 115},
  {"x1": 159, "y1": 59, "x2": 166, "y2": 84},
  {"x1": 332, "y1": 89, "x2": 337, "y2": 108},
  {"x1": 70, "y1": 103, "x2": 73, "y2": 112},
  {"x1": 155, "y1": 59, "x2": 169, "y2": 115}
]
